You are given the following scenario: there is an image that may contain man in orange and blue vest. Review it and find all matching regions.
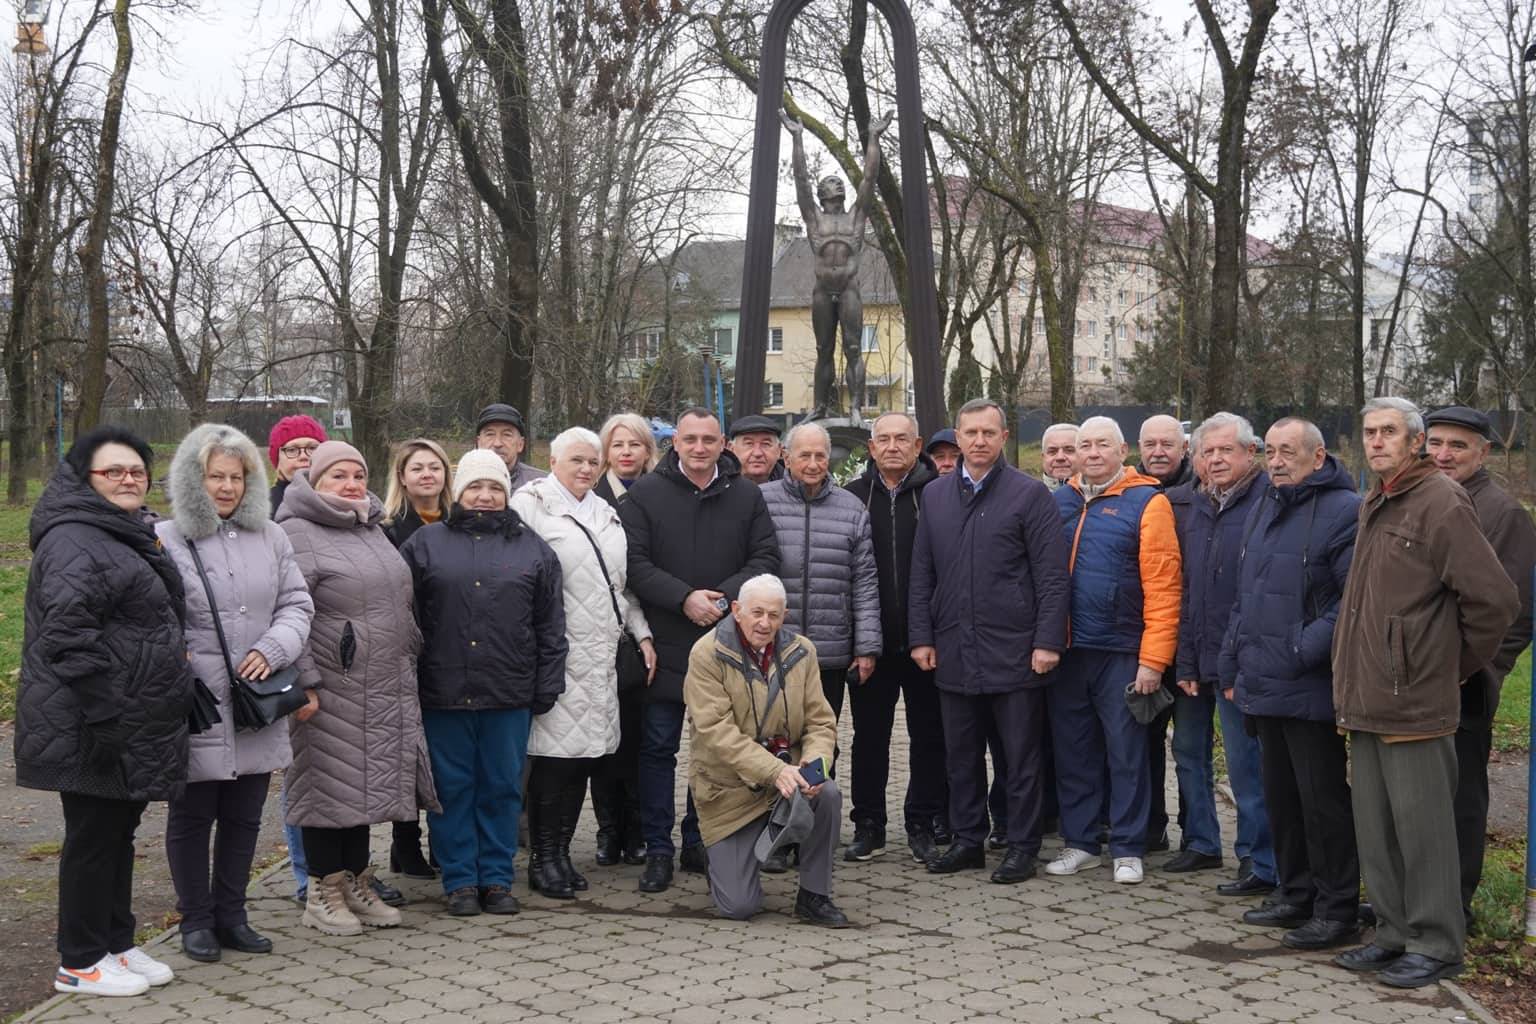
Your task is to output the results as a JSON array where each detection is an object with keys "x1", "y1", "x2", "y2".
[{"x1": 1044, "y1": 416, "x2": 1182, "y2": 886}]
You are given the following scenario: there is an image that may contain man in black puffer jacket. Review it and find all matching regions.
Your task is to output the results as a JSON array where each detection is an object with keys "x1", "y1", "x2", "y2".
[
  {"x1": 620, "y1": 407, "x2": 780, "y2": 893},
  {"x1": 844, "y1": 412, "x2": 947, "y2": 864},
  {"x1": 16, "y1": 428, "x2": 194, "y2": 996}
]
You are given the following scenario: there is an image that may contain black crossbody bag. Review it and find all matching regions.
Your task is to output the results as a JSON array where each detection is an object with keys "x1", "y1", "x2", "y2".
[
  {"x1": 185, "y1": 538, "x2": 307, "y2": 730},
  {"x1": 570, "y1": 519, "x2": 649, "y2": 693}
]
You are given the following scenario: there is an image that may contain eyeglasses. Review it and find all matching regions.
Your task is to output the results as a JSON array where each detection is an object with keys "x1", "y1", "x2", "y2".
[
  {"x1": 90, "y1": 466, "x2": 148, "y2": 483},
  {"x1": 280, "y1": 443, "x2": 321, "y2": 459}
]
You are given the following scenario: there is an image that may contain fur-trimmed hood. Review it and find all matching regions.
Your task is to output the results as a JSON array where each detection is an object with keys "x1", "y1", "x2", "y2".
[{"x1": 168, "y1": 423, "x2": 272, "y2": 540}]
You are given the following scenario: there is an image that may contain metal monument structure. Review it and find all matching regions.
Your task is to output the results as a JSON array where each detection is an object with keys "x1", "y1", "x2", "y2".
[{"x1": 731, "y1": 0, "x2": 945, "y2": 434}]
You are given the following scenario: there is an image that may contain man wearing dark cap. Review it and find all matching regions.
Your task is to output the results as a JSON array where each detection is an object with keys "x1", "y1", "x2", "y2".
[
  {"x1": 1424, "y1": 405, "x2": 1536, "y2": 927},
  {"x1": 476, "y1": 403, "x2": 547, "y2": 492},
  {"x1": 729, "y1": 415, "x2": 785, "y2": 486},
  {"x1": 926, "y1": 429, "x2": 961, "y2": 476}
]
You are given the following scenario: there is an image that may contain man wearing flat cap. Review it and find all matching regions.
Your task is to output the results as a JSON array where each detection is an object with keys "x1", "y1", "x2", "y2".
[
  {"x1": 925, "y1": 429, "x2": 961, "y2": 476},
  {"x1": 1424, "y1": 405, "x2": 1536, "y2": 928},
  {"x1": 475, "y1": 403, "x2": 547, "y2": 493},
  {"x1": 729, "y1": 416, "x2": 785, "y2": 486},
  {"x1": 683, "y1": 574, "x2": 849, "y2": 926}
]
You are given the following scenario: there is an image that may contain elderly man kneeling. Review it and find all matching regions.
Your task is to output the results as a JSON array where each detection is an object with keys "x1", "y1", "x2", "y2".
[{"x1": 683, "y1": 574, "x2": 851, "y2": 926}]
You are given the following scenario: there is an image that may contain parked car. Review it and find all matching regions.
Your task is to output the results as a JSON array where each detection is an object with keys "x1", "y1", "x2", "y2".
[{"x1": 650, "y1": 417, "x2": 675, "y2": 450}]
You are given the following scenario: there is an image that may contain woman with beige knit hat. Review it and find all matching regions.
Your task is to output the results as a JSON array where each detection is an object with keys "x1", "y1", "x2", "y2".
[{"x1": 275, "y1": 441, "x2": 439, "y2": 936}]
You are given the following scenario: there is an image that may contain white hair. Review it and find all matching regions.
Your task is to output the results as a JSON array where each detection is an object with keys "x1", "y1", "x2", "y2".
[
  {"x1": 1196, "y1": 411, "x2": 1257, "y2": 449},
  {"x1": 1042, "y1": 422, "x2": 1079, "y2": 442},
  {"x1": 872, "y1": 410, "x2": 920, "y2": 436},
  {"x1": 783, "y1": 421, "x2": 831, "y2": 453},
  {"x1": 1078, "y1": 415, "x2": 1124, "y2": 445},
  {"x1": 550, "y1": 426, "x2": 601, "y2": 462},
  {"x1": 1138, "y1": 413, "x2": 1185, "y2": 444},
  {"x1": 737, "y1": 574, "x2": 787, "y2": 606},
  {"x1": 1361, "y1": 396, "x2": 1424, "y2": 436},
  {"x1": 1269, "y1": 416, "x2": 1325, "y2": 452}
]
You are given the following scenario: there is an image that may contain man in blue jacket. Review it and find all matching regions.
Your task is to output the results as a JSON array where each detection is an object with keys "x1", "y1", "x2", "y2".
[
  {"x1": 1222, "y1": 417, "x2": 1361, "y2": 950},
  {"x1": 909, "y1": 399, "x2": 1071, "y2": 884},
  {"x1": 1169, "y1": 412, "x2": 1276, "y2": 897}
]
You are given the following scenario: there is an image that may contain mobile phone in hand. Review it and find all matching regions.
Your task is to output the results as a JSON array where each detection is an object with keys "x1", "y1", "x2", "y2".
[{"x1": 800, "y1": 757, "x2": 828, "y2": 787}]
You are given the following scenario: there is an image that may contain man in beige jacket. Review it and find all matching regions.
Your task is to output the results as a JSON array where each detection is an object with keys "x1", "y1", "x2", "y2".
[{"x1": 683, "y1": 574, "x2": 850, "y2": 926}]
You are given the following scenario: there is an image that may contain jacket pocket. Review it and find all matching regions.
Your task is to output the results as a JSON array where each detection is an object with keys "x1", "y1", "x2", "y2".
[{"x1": 1385, "y1": 615, "x2": 1408, "y2": 695}]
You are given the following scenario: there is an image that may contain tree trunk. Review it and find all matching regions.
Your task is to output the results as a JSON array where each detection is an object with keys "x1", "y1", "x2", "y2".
[{"x1": 74, "y1": 0, "x2": 133, "y2": 434}]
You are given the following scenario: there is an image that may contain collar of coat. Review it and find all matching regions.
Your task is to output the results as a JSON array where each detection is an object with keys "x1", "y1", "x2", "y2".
[
  {"x1": 447, "y1": 504, "x2": 525, "y2": 536},
  {"x1": 167, "y1": 423, "x2": 272, "y2": 540},
  {"x1": 655, "y1": 447, "x2": 743, "y2": 497},
  {"x1": 521, "y1": 474, "x2": 622, "y2": 530},
  {"x1": 1371, "y1": 453, "x2": 1437, "y2": 501},
  {"x1": 711, "y1": 617, "x2": 811, "y2": 678}
]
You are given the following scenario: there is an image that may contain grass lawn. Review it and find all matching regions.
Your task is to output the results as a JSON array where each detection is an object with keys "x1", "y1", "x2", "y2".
[{"x1": 1495, "y1": 648, "x2": 1532, "y2": 753}]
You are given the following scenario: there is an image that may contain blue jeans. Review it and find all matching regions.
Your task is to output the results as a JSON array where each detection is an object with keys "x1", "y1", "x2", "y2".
[
  {"x1": 1047, "y1": 649, "x2": 1150, "y2": 858},
  {"x1": 422, "y1": 707, "x2": 531, "y2": 893},
  {"x1": 279, "y1": 779, "x2": 308, "y2": 897},
  {"x1": 1170, "y1": 686, "x2": 1222, "y2": 856},
  {"x1": 1216, "y1": 687, "x2": 1275, "y2": 882},
  {"x1": 639, "y1": 701, "x2": 702, "y2": 857}
]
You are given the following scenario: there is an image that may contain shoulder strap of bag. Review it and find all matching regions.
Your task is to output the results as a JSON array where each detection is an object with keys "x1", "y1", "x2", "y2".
[
  {"x1": 570, "y1": 518, "x2": 626, "y2": 632},
  {"x1": 185, "y1": 538, "x2": 241, "y2": 687}
]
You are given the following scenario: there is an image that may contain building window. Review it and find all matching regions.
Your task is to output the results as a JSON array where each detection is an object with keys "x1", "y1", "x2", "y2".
[
  {"x1": 1034, "y1": 316, "x2": 1045, "y2": 337},
  {"x1": 861, "y1": 325, "x2": 879, "y2": 352},
  {"x1": 1087, "y1": 356, "x2": 1098, "y2": 371},
  {"x1": 1117, "y1": 324, "x2": 1128, "y2": 341},
  {"x1": 624, "y1": 331, "x2": 661, "y2": 359},
  {"x1": 710, "y1": 327, "x2": 733, "y2": 356},
  {"x1": 765, "y1": 382, "x2": 784, "y2": 407},
  {"x1": 1087, "y1": 320, "x2": 1098, "y2": 337},
  {"x1": 1116, "y1": 289, "x2": 1127, "y2": 305},
  {"x1": 860, "y1": 385, "x2": 880, "y2": 408},
  {"x1": 768, "y1": 327, "x2": 783, "y2": 353}
]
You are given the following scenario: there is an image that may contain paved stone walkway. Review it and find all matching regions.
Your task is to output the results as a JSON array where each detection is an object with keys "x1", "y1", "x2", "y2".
[{"x1": 20, "y1": 716, "x2": 1487, "y2": 1024}]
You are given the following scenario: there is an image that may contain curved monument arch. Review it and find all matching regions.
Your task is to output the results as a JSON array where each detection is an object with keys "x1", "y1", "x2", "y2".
[{"x1": 731, "y1": 0, "x2": 945, "y2": 435}]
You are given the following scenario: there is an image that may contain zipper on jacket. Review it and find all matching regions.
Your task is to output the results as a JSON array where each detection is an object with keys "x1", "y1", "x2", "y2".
[
  {"x1": 801, "y1": 499, "x2": 812, "y2": 637},
  {"x1": 1385, "y1": 617, "x2": 1399, "y2": 696}
]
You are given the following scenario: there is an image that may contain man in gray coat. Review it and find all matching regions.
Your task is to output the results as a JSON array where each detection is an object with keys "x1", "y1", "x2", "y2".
[
  {"x1": 760, "y1": 422, "x2": 881, "y2": 848},
  {"x1": 475, "y1": 403, "x2": 547, "y2": 493}
]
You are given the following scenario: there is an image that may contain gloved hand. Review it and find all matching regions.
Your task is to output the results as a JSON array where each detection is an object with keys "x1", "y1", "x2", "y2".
[
  {"x1": 530, "y1": 698, "x2": 557, "y2": 716},
  {"x1": 83, "y1": 717, "x2": 129, "y2": 774}
]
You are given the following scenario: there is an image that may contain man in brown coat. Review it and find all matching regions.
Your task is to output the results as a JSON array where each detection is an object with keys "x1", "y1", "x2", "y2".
[
  {"x1": 683, "y1": 574, "x2": 849, "y2": 927},
  {"x1": 1424, "y1": 405, "x2": 1536, "y2": 926},
  {"x1": 1330, "y1": 398, "x2": 1517, "y2": 988}
]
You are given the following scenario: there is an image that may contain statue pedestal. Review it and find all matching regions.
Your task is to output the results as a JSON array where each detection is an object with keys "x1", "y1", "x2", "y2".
[{"x1": 806, "y1": 415, "x2": 872, "y2": 466}]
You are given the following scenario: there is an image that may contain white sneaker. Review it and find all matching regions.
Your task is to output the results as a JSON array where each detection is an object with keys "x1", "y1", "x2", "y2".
[
  {"x1": 54, "y1": 954, "x2": 150, "y2": 997},
  {"x1": 1113, "y1": 857, "x2": 1144, "y2": 884},
  {"x1": 115, "y1": 947, "x2": 174, "y2": 986},
  {"x1": 1045, "y1": 847, "x2": 1101, "y2": 876}
]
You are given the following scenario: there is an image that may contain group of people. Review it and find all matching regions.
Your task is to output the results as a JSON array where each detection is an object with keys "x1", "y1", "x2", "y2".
[{"x1": 11, "y1": 391, "x2": 1532, "y2": 999}]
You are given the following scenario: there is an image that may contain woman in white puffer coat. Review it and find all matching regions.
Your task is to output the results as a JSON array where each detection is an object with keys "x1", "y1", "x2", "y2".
[{"x1": 511, "y1": 427, "x2": 654, "y2": 900}]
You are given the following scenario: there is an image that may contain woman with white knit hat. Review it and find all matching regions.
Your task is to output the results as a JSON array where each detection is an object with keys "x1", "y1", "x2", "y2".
[{"x1": 399, "y1": 448, "x2": 569, "y2": 916}]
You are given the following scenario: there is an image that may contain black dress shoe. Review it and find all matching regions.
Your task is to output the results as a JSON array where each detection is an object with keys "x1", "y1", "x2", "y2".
[
  {"x1": 1145, "y1": 830, "x2": 1171, "y2": 853},
  {"x1": 927, "y1": 841, "x2": 985, "y2": 874},
  {"x1": 181, "y1": 928, "x2": 221, "y2": 963},
  {"x1": 1284, "y1": 918, "x2": 1359, "y2": 951},
  {"x1": 1378, "y1": 952, "x2": 1462, "y2": 988},
  {"x1": 638, "y1": 854, "x2": 673, "y2": 893},
  {"x1": 370, "y1": 875, "x2": 407, "y2": 908},
  {"x1": 794, "y1": 888, "x2": 852, "y2": 928},
  {"x1": 844, "y1": 824, "x2": 886, "y2": 862},
  {"x1": 1357, "y1": 902, "x2": 1376, "y2": 928},
  {"x1": 990, "y1": 845, "x2": 1037, "y2": 884},
  {"x1": 1163, "y1": 849, "x2": 1223, "y2": 873},
  {"x1": 214, "y1": 923, "x2": 272, "y2": 954},
  {"x1": 987, "y1": 828, "x2": 1008, "y2": 850},
  {"x1": 622, "y1": 838, "x2": 646, "y2": 866},
  {"x1": 931, "y1": 816, "x2": 954, "y2": 846},
  {"x1": 445, "y1": 887, "x2": 481, "y2": 916},
  {"x1": 1242, "y1": 902, "x2": 1312, "y2": 928},
  {"x1": 1218, "y1": 873, "x2": 1276, "y2": 897},
  {"x1": 480, "y1": 885, "x2": 521, "y2": 915},
  {"x1": 761, "y1": 846, "x2": 791, "y2": 874},
  {"x1": 1333, "y1": 943, "x2": 1404, "y2": 972},
  {"x1": 679, "y1": 843, "x2": 709, "y2": 874},
  {"x1": 908, "y1": 830, "x2": 938, "y2": 865},
  {"x1": 594, "y1": 831, "x2": 622, "y2": 867}
]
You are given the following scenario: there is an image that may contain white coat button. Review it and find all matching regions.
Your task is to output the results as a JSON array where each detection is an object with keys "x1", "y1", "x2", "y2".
[{"x1": 239, "y1": 605, "x2": 247, "y2": 613}]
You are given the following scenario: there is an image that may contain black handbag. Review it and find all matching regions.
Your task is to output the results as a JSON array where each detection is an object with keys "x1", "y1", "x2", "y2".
[
  {"x1": 186, "y1": 538, "x2": 308, "y2": 730},
  {"x1": 571, "y1": 519, "x2": 649, "y2": 693}
]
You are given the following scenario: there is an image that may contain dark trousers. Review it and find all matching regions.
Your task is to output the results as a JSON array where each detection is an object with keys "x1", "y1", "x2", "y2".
[
  {"x1": 302, "y1": 824, "x2": 371, "y2": 879},
  {"x1": 1048, "y1": 648, "x2": 1150, "y2": 858},
  {"x1": 940, "y1": 687, "x2": 1047, "y2": 851},
  {"x1": 820, "y1": 668, "x2": 848, "y2": 778},
  {"x1": 166, "y1": 772, "x2": 271, "y2": 933},
  {"x1": 639, "y1": 701, "x2": 701, "y2": 857},
  {"x1": 1147, "y1": 697, "x2": 1176, "y2": 840},
  {"x1": 1454, "y1": 678, "x2": 1496, "y2": 921},
  {"x1": 423, "y1": 707, "x2": 531, "y2": 892},
  {"x1": 58, "y1": 793, "x2": 146, "y2": 969},
  {"x1": 591, "y1": 686, "x2": 643, "y2": 843},
  {"x1": 1254, "y1": 716, "x2": 1358, "y2": 922},
  {"x1": 529, "y1": 756, "x2": 597, "y2": 817},
  {"x1": 847, "y1": 653, "x2": 947, "y2": 832}
]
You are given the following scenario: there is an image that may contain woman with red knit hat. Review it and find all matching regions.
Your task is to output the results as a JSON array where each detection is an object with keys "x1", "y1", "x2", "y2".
[{"x1": 267, "y1": 415, "x2": 328, "y2": 516}]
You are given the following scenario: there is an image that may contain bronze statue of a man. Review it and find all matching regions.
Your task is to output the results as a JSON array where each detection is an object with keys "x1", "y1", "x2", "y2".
[{"x1": 781, "y1": 108, "x2": 892, "y2": 422}]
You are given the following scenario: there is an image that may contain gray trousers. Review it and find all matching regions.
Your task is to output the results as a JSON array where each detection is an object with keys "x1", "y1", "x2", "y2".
[
  {"x1": 706, "y1": 780, "x2": 841, "y2": 921},
  {"x1": 1350, "y1": 732, "x2": 1464, "y2": 962}
]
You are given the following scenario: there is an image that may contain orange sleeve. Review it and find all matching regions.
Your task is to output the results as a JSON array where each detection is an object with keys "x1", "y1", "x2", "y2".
[{"x1": 1136, "y1": 492, "x2": 1182, "y2": 671}]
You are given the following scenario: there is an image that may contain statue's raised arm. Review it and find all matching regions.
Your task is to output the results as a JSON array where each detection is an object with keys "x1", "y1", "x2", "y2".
[
  {"x1": 781, "y1": 108, "x2": 819, "y2": 231},
  {"x1": 851, "y1": 110, "x2": 893, "y2": 236}
]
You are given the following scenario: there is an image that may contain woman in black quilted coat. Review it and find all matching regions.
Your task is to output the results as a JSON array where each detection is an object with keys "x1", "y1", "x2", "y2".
[{"x1": 14, "y1": 426, "x2": 194, "y2": 998}]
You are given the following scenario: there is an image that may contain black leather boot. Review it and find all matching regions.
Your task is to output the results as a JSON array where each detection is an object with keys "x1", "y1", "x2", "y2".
[
  {"x1": 621, "y1": 804, "x2": 646, "y2": 865},
  {"x1": 390, "y1": 819, "x2": 436, "y2": 879},
  {"x1": 557, "y1": 780, "x2": 589, "y2": 892},
  {"x1": 590, "y1": 775, "x2": 623, "y2": 867},
  {"x1": 528, "y1": 786, "x2": 574, "y2": 900}
]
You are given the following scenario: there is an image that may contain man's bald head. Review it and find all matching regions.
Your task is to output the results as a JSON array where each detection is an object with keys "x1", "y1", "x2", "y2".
[{"x1": 1138, "y1": 414, "x2": 1187, "y2": 483}]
